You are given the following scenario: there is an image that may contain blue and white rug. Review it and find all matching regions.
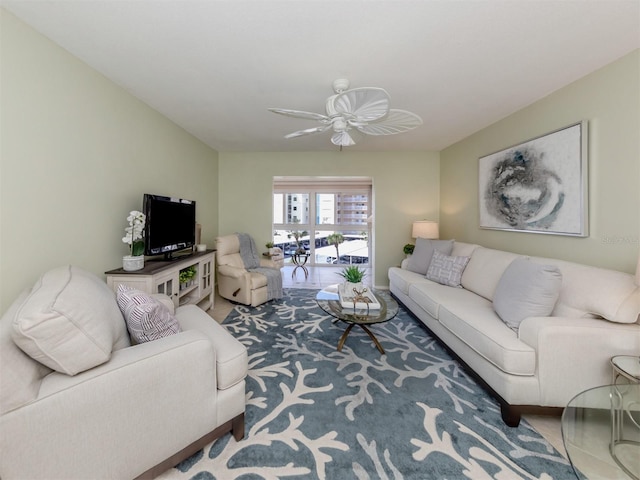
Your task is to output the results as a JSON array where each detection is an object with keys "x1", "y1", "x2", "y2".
[{"x1": 160, "y1": 289, "x2": 573, "y2": 479}]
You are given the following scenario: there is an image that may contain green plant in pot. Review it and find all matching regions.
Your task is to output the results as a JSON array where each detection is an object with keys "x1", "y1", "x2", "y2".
[
  {"x1": 179, "y1": 266, "x2": 197, "y2": 288},
  {"x1": 403, "y1": 243, "x2": 415, "y2": 256},
  {"x1": 265, "y1": 241, "x2": 275, "y2": 254},
  {"x1": 337, "y1": 265, "x2": 366, "y2": 284}
]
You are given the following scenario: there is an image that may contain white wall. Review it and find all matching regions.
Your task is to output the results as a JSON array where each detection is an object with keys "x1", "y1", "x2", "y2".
[
  {"x1": 0, "y1": 10, "x2": 219, "y2": 311},
  {"x1": 440, "y1": 49, "x2": 640, "y2": 274},
  {"x1": 218, "y1": 151, "x2": 440, "y2": 287}
]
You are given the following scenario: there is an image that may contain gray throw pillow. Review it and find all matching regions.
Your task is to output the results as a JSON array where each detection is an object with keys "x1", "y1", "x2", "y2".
[
  {"x1": 493, "y1": 258, "x2": 563, "y2": 331},
  {"x1": 426, "y1": 250, "x2": 470, "y2": 287},
  {"x1": 406, "y1": 238, "x2": 454, "y2": 275}
]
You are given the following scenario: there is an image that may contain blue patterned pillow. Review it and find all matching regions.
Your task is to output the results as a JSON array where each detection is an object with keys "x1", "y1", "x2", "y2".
[{"x1": 426, "y1": 250, "x2": 470, "y2": 288}]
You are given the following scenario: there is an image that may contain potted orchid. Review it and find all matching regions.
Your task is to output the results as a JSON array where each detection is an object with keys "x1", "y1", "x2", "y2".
[{"x1": 122, "y1": 210, "x2": 146, "y2": 271}]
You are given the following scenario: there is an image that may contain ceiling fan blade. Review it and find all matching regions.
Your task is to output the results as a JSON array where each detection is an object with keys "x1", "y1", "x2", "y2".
[
  {"x1": 268, "y1": 108, "x2": 329, "y2": 122},
  {"x1": 284, "y1": 125, "x2": 331, "y2": 139},
  {"x1": 331, "y1": 131, "x2": 356, "y2": 147},
  {"x1": 329, "y1": 87, "x2": 390, "y2": 121},
  {"x1": 356, "y1": 109, "x2": 423, "y2": 136}
]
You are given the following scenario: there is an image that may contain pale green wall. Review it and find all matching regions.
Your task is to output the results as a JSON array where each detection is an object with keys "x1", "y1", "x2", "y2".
[
  {"x1": 218, "y1": 151, "x2": 440, "y2": 287},
  {"x1": 4, "y1": 7, "x2": 635, "y2": 315},
  {"x1": 441, "y1": 50, "x2": 640, "y2": 274},
  {"x1": 0, "y1": 10, "x2": 219, "y2": 311}
]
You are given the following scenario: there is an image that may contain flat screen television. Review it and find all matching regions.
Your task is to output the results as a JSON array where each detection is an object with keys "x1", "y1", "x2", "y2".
[{"x1": 143, "y1": 193, "x2": 196, "y2": 259}]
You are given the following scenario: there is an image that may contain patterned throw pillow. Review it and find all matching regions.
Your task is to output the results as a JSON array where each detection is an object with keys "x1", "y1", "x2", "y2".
[
  {"x1": 116, "y1": 285, "x2": 181, "y2": 344},
  {"x1": 426, "y1": 250, "x2": 471, "y2": 288}
]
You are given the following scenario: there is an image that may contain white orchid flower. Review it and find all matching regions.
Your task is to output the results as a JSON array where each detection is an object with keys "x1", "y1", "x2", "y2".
[{"x1": 122, "y1": 210, "x2": 146, "y2": 255}]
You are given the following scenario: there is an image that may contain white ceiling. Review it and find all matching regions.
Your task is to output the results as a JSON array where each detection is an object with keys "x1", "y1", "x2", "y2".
[{"x1": 3, "y1": 0, "x2": 639, "y2": 152}]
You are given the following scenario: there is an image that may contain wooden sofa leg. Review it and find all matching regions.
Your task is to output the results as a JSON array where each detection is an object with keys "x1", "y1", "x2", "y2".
[
  {"x1": 501, "y1": 403, "x2": 521, "y2": 427},
  {"x1": 232, "y1": 413, "x2": 245, "y2": 441}
]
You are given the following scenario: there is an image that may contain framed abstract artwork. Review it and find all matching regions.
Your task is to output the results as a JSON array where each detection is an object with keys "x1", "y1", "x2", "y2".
[{"x1": 478, "y1": 121, "x2": 588, "y2": 236}]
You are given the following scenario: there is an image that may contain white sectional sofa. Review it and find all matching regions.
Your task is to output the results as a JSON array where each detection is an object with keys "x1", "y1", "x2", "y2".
[
  {"x1": 389, "y1": 241, "x2": 640, "y2": 426},
  {"x1": 0, "y1": 265, "x2": 247, "y2": 479}
]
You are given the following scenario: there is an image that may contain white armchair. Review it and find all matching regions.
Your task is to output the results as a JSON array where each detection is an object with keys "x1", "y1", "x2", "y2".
[
  {"x1": 216, "y1": 234, "x2": 283, "y2": 307},
  {"x1": 0, "y1": 266, "x2": 247, "y2": 479}
]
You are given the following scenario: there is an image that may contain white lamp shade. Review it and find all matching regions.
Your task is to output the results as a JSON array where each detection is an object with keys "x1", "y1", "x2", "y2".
[
  {"x1": 412, "y1": 220, "x2": 439, "y2": 239},
  {"x1": 636, "y1": 251, "x2": 640, "y2": 286}
]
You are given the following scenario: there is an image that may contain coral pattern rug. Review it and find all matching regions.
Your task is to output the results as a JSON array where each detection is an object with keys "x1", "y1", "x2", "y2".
[{"x1": 159, "y1": 289, "x2": 573, "y2": 479}]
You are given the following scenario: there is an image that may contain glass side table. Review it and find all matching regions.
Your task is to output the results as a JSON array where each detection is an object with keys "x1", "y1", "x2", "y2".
[
  {"x1": 291, "y1": 253, "x2": 310, "y2": 279},
  {"x1": 562, "y1": 384, "x2": 640, "y2": 480},
  {"x1": 612, "y1": 356, "x2": 640, "y2": 385}
]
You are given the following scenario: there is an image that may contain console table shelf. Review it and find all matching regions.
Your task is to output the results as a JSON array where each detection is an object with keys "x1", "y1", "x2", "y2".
[{"x1": 106, "y1": 250, "x2": 215, "y2": 311}]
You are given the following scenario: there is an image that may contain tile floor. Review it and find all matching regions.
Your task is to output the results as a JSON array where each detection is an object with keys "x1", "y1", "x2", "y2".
[{"x1": 206, "y1": 265, "x2": 567, "y2": 458}]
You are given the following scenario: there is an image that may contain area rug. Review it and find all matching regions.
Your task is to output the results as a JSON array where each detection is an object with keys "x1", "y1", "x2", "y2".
[{"x1": 159, "y1": 288, "x2": 574, "y2": 480}]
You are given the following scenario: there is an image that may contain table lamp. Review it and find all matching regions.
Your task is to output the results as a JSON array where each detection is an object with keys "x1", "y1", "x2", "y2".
[{"x1": 412, "y1": 220, "x2": 439, "y2": 239}]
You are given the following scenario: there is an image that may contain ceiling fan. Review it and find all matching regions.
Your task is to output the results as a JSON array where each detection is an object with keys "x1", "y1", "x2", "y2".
[{"x1": 268, "y1": 79, "x2": 423, "y2": 148}]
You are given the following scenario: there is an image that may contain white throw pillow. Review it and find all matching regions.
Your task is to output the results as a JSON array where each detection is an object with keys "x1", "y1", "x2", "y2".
[
  {"x1": 406, "y1": 239, "x2": 454, "y2": 275},
  {"x1": 493, "y1": 258, "x2": 563, "y2": 331},
  {"x1": 116, "y1": 285, "x2": 181, "y2": 344},
  {"x1": 12, "y1": 266, "x2": 121, "y2": 375},
  {"x1": 426, "y1": 250, "x2": 470, "y2": 287}
]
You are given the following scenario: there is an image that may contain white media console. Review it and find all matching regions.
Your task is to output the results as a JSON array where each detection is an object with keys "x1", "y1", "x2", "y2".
[{"x1": 105, "y1": 250, "x2": 215, "y2": 310}]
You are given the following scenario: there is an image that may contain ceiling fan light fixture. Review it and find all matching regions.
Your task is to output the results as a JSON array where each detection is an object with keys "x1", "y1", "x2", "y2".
[
  {"x1": 269, "y1": 79, "x2": 422, "y2": 147},
  {"x1": 332, "y1": 117, "x2": 348, "y2": 132},
  {"x1": 331, "y1": 131, "x2": 355, "y2": 147}
]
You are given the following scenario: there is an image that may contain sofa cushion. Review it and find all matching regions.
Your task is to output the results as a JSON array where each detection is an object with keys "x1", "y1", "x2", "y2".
[
  {"x1": 493, "y1": 258, "x2": 563, "y2": 331},
  {"x1": 388, "y1": 266, "x2": 430, "y2": 296},
  {"x1": 461, "y1": 247, "x2": 524, "y2": 301},
  {"x1": 450, "y1": 242, "x2": 482, "y2": 258},
  {"x1": 438, "y1": 301, "x2": 536, "y2": 376},
  {"x1": 116, "y1": 285, "x2": 182, "y2": 344},
  {"x1": 610, "y1": 290, "x2": 640, "y2": 324},
  {"x1": 406, "y1": 239, "x2": 454, "y2": 275},
  {"x1": 11, "y1": 266, "x2": 124, "y2": 376},
  {"x1": 408, "y1": 281, "x2": 485, "y2": 320},
  {"x1": 426, "y1": 250, "x2": 470, "y2": 288}
]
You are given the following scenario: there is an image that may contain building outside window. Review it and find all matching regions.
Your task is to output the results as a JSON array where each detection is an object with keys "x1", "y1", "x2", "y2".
[{"x1": 272, "y1": 177, "x2": 372, "y2": 266}]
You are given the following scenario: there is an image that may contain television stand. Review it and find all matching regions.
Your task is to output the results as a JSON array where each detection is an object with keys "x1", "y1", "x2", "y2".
[
  {"x1": 105, "y1": 250, "x2": 215, "y2": 310},
  {"x1": 161, "y1": 251, "x2": 193, "y2": 261}
]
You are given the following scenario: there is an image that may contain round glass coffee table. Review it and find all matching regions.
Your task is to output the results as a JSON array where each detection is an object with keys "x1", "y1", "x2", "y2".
[
  {"x1": 562, "y1": 384, "x2": 640, "y2": 480},
  {"x1": 316, "y1": 284, "x2": 398, "y2": 354}
]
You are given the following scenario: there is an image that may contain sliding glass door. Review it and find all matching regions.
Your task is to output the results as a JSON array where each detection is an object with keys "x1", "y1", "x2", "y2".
[{"x1": 273, "y1": 178, "x2": 372, "y2": 266}]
